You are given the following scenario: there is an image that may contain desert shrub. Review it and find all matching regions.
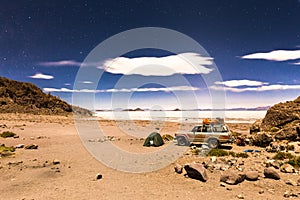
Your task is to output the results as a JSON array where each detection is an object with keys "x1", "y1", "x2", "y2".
[
  {"x1": 273, "y1": 152, "x2": 295, "y2": 160},
  {"x1": 287, "y1": 156, "x2": 300, "y2": 168},
  {"x1": 0, "y1": 131, "x2": 16, "y2": 138},
  {"x1": 208, "y1": 149, "x2": 229, "y2": 157},
  {"x1": 190, "y1": 148, "x2": 200, "y2": 155},
  {"x1": 162, "y1": 134, "x2": 174, "y2": 141},
  {"x1": 0, "y1": 145, "x2": 16, "y2": 157},
  {"x1": 234, "y1": 152, "x2": 249, "y2": 158},
  {"x1": 228, "y1": 151, "x2": 249, "y2": 158}
]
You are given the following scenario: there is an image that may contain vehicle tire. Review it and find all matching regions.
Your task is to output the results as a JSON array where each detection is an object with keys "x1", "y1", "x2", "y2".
[
  {"x1": 177, "y1": 137, "x2": 188, "y2": 146},
  {"x1": 208, "y1": 138, "x2": 219, "y2": 149}
]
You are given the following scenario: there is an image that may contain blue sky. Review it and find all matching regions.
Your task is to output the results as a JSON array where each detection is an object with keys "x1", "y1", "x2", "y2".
[{"x1": 1, "y1": 0, "x2": 300, "y2": 110}]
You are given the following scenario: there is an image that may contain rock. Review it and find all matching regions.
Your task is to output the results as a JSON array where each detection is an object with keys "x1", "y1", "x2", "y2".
[
  {"x1": 7, "y1": 161, "x2": 23, "y2": 166},
  {"x1": 25, "y1": 144, "x2": 38, "y2": 149},
  {"x1": 297, "y1": 178, "x2": 300, "y2": 186},
  {"x1": 288, "y1": 142, "x2": 300, "y2": 153},
  {"x1": 220, "y1": 170, "x2": 245, "y2": 185},
  {"x1": 265, "y1": 159, "x2": 280, "y2": 169},
  {"x1": 280, "y1": 163, "x2": 296, "y2": 173},
  {"x1": 259, "y1": 190, "x2": 264, "y2": 194},
  {"x1": 286, "y1": 179, "x2": 297, "y2": 186},
  {"x1": 250, "y1": 120, "x2": 262, "y2": 134},
  {"x1": 220, "y1": 182, "x2": 226, "y2": 187},
  {"x1": 184, "y1": 163, "x2": 208, "y2": 182},
  {"x1": 15, "y1": 144, "x2": 24, "y2": 148},
  {"x1": 174, "y1": 163, "x2": 183, "y2": 174},
  {"x1": 236, "y1": 194, "x2": 244, "y2": 199},
  {"x1": 96, "y1": 173, "x2": 102, "y2": 180},
  {"x1": 275, "y1": 127, "x2": 298, "y2": 141},
  {"x1": 284, "y1": 191, "x2": 290, "y2": 198},
  {"x1": 53, "y1": 159, "x2": 60, "y2": 165},
  {"x1": 260, "y1": 98, "x2": 300, "y2": 131},
  {"x1": 211, "y1": 156, "x2": 217, "y2": 163},
  {"x1": 245, "y1": 171, "x2": 259, "y2": 181},
  {"x1": 51, "y1": 167, "x2": 60, "y2": 173},
  {"x1": 251, "y1": 132, "x2": 273, "y2": 147},
  {"x1": 264, "y1": 167, "x2": 280, "y2": 180}
]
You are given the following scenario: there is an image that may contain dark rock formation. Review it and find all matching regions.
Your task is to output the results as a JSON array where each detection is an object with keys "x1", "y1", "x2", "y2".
[
  {"x1": 250, "y1": 96, "x2": 300, "y2": 146},
  {"x1": 261, "y1": 98, "x2": 300, "y2": 131},
  {"x1": 0, "y1": 77, "x2": 91, "y2": 115}
]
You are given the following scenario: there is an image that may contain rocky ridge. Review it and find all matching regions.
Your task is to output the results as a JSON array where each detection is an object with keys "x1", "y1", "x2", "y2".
[{"x1": 0, "y1": 77, "x2": 91, "y2": 115}]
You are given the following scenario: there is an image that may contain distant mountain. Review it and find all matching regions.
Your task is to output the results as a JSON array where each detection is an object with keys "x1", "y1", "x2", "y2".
[
  {"x1": 0, "y1": 77, "x2": 92, "y2": 115},
  {"x1": 122, "y1": 108, "x2": 144, "y2": 111},
  {"x1": 95, "y1": 106, "x2": 270, "y2": 112}
]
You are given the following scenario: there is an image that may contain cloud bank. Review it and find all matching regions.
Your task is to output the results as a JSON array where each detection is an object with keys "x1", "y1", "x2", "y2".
[
  {"x1": 215, "y1": 80, "x2": 267, "y2": 87},
  {"x1": 38, "y1": 60, "x2": 102, "y2": 67},
  {"x1": 29, "y1": 73, "x2": 54, "y2": 80},
  {"x1": 39, "y1": 60, "x2": 83, "y2": 67},
  {"x1": 101, "y1": 52, "x2": 213, "y2": 76},
  {"x1": 211, "y1": 79, "x2": 300, "y2": 92},
  {"x1": 43, "y1": 86, "x2": 199, "y2": 93},
  {"x1": 241, "y1": 49, "x2": 300, "y2": 61}
]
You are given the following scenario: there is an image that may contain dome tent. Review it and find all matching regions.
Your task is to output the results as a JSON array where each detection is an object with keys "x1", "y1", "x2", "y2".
[{"x1": 143, "y1": 132, "x2": 164, "y2": 147}]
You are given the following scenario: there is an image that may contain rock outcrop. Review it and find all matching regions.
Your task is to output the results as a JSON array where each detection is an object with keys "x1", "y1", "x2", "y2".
[
  {"x1": 250, "y1": 96, "x2": 300, "y2": 146},
  {"x1": 0, "y1": 77, "x2": 91, "y2": 115}
]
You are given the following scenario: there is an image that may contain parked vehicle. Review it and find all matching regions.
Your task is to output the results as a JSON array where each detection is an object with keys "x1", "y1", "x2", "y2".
[{"x1": 175, "y1": 120, "x2": 233, "y2": 148}]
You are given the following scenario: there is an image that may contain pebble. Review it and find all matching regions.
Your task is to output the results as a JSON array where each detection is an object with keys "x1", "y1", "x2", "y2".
[
  {"x1": 53, "y1": 159, "x2": 60, "y2": 165},
  {"x1": 15, "y1": 144, "x2": 25, "y2": 148},
  {"x1": 96, "y1": 173, "x2": 103, "y2": 180}
]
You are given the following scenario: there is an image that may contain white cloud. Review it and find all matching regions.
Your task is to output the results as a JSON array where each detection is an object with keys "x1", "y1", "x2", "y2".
[
  {"x1": 64, "y1": 83, "x2": 71, "y2": 86},
  {"x1": 29, "y1": 73, "x2": 54, "y2": 80},
  {"x1": 39, "y1": 60, "x2": 83, "y2": 67},
  {"x1": 43, "y1": 86, "x2": 200, "y2": 93},
  {"x1": 38, "y1": 60, "x2": 102, "y2": 67},
  {"x1": 293, "y1": 61, "x2": 300, "y2": 65},
  {"x1": 215, "y1": 80, "x2": 267, "y2": 87},
  {"x1": 79, "y1": 81, "x2": 93, "y2": 84},
  {"x1": 241, "y1": 49, "x2": 300, "y2": 61},
  {"x1": 100, "y1": 52, "x2": 213, "y2": 76},
  {"x1": 211, "y1": 84, "x2": 300, "y2": 92}
]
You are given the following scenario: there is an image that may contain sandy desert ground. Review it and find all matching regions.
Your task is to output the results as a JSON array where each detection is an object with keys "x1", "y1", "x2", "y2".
[{"x1": 0, "y1": 113, "x2": 299, "y2": 200}]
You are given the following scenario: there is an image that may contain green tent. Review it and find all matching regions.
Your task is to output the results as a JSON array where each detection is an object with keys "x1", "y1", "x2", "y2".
[{"x1": 143, "y1": 132, "x2": 164, "y2": 147}]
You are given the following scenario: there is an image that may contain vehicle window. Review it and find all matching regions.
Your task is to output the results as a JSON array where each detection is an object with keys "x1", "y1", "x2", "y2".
[
  {"x1": 222, "y1": 126, "x2": 228, "y2": 132},
  {"x1": 192, "y1": 126, "x2": 200, "y2": 132},
  {"x1": 207, "y1": 126, "x2": 212, "y2": 132}
]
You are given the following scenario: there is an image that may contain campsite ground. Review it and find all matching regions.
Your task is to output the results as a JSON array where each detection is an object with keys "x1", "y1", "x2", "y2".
[{"x1": 0, "y1": 113, "x2": 299, "y2": 199}]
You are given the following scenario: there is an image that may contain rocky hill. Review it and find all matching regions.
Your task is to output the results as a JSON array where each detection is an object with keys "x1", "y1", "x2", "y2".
[
  {"x1": 0, "y1": 77, "x2": 91, "y2": 115},
  {"x1": 250, "y1": 96, "x2": 300, "y2": 146}
]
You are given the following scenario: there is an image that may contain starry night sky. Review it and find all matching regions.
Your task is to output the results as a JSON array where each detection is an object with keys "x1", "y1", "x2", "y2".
[{"x1": 1, "y1": 0, "x2": 300, "y2": 109}]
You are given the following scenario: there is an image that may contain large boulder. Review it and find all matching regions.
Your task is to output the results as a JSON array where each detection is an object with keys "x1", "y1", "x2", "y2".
[
  {"x1": 250, "y1": 120, "x2": 262, "y2": 134},
  {"x1": 184, "y1": 163, "x2": 208, "y2": 182},
  {"x1": 250, "y1": 96, "x2": 300, "y2": 144},
  {"x1": 261, "y1": 100, "x2": 300, "y2": 131},
  {"x1": 275, "y1": 126, "x2": 298, "y2": 141},
  {"x1": 264, "y1": 167, "x2": 280, "y2": 180},
  {"x1": 220, "y1": 170, "x2": 245, "y2": 185},
  {"x1": 280, "y1": 163, "x2": 296, "y2": 173},
  {"x1": 251, "y1": 132, "x2": 273, "y2": 147},
  {"x1": 245, "y1": 171, "x2": 259, "y2": 181}
]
